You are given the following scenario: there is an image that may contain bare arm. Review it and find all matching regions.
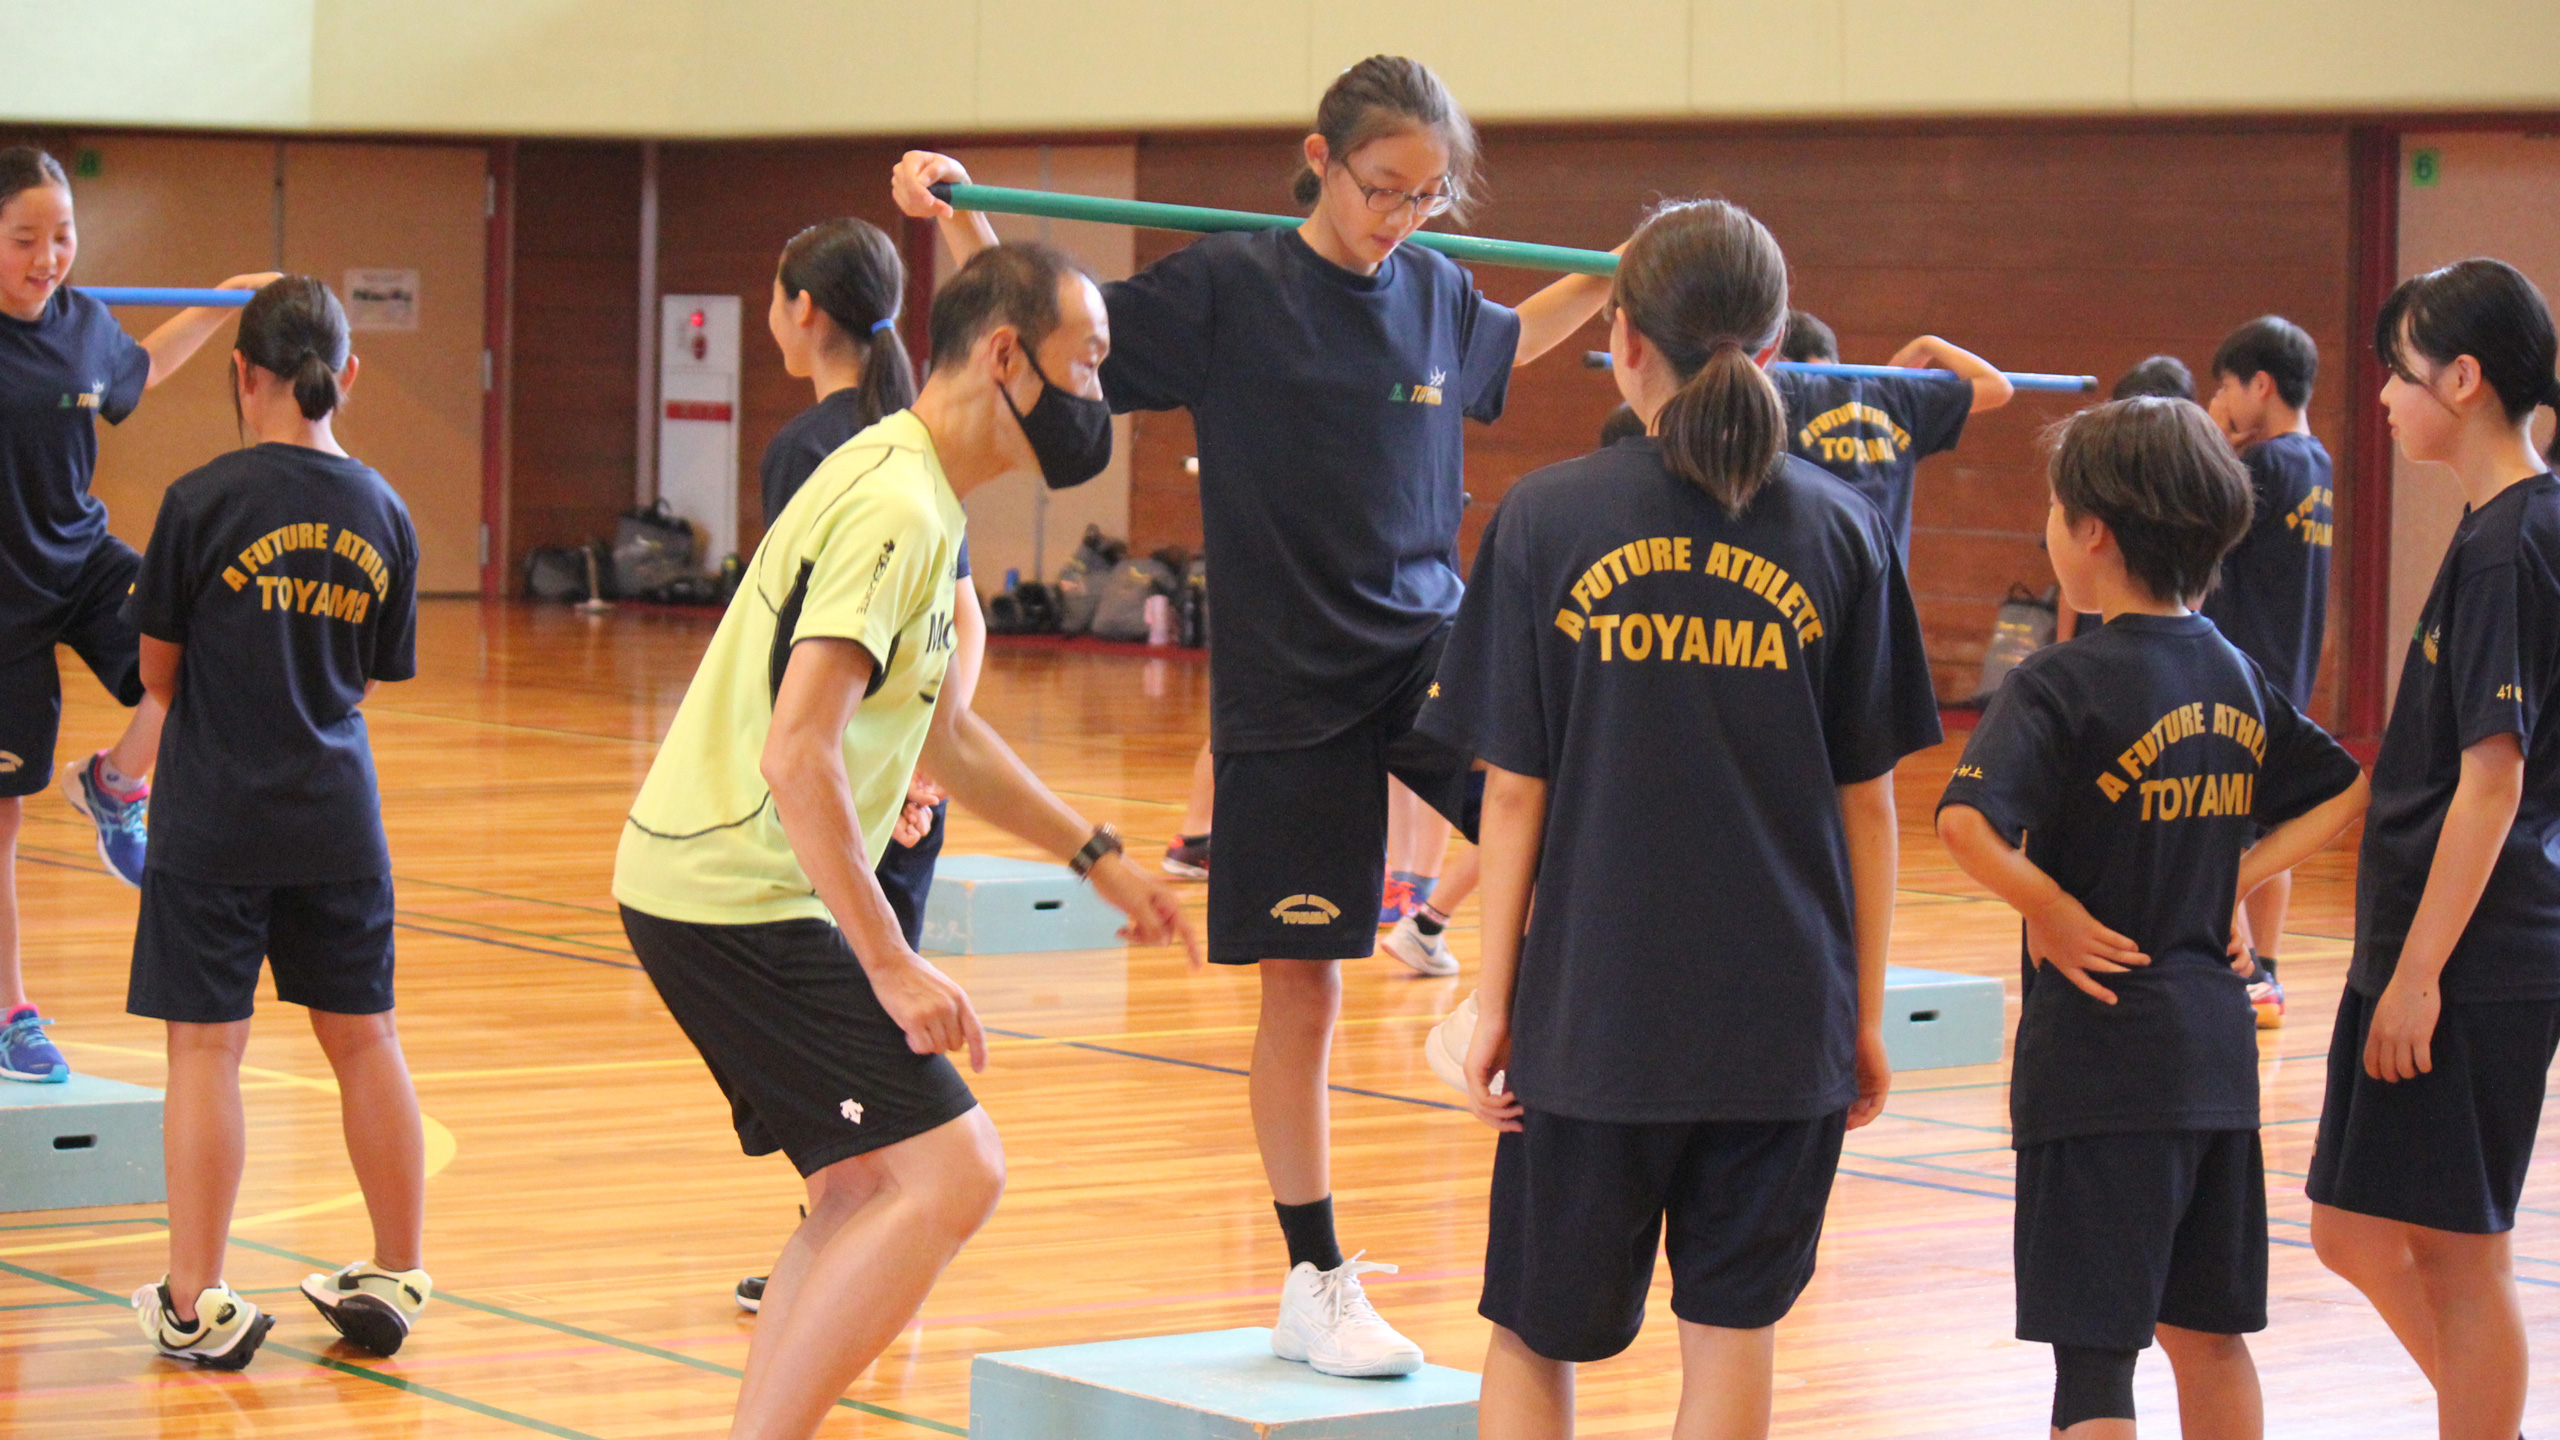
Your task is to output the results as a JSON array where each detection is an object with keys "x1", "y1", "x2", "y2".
[
  {"x1": 764, "y1": 638, "x2": 987, "y2": 1068},
  {"x1": 893, "y1": 152, "x2": 999, "y2": 267},
  {"x1": 2365, "y1": 735, "x2": 2522, "y2": 1080},
  {"x1": 1889, "y1": 334, "x2": 2014, "y2": 414},
  {"x1": 1511, "y1": 267, "x2": 1616, "y2": 369},
  {"x1": 2237, "y1": 772, "x2": 2370, "y2": 900},
  {"x1": 1937, "y1": 803, "x2": 2150, "y2": 1003},
  {"x1": 920, "y1": 643, "x2": 1199, "y2": 963},
  {"x1": 944, "y1": 579, "x2": 987, "y2": 714},
  {"x1": 1463, "y1": 764, "x2": 1546, "y2": 1129},
  {"x1": 139, "y1": 272, "x2": 280, "y2": 388},
  {"x1": 139, "y1": 635, "x2": 181, "y2": 707},
  {"x1": 1838, "y1": 775, "x2": 1898, "y2": 1129}
]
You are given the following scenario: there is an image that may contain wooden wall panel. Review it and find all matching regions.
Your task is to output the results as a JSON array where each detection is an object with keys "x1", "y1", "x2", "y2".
[
  {"x1": 655, "y1": 139, "x2": 913, "y2": 559},
  {"x1": 1126, "y1": 125, "x2": 2354, "y2": 714},
  {"x1": 507, "y1": 141, "x2": 642, "y2": 571}
]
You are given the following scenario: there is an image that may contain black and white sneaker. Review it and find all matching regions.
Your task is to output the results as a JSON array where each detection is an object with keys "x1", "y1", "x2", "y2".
[
  {"x1": 735, "y1": 1275, "x2": 766, "y2": 1313},
  {"x1": 301, "y1": 1260, "x2": 432, "y2": 1356},
  {"x1": 135, "y1": 1280, "x2": 275, "y2": 1369}
]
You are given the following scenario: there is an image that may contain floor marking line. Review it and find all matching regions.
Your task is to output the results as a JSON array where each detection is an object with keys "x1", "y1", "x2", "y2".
[{"x1": 217, "y1": 1235, "x2": 970, "y2": 1436}]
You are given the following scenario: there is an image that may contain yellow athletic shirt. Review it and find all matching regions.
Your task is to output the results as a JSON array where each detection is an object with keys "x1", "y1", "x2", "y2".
[{"x1": 613, "y1": 409, "x2": 965, "y2": 927}]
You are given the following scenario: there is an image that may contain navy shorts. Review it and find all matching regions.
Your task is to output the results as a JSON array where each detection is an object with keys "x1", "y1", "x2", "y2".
[
  {"x1": 1480, "y1": 1107, "x2": 1847, "y2": 1361},
  {"x1": 876, "y1": 799, "x2": 945, "y2": 952},
  {"x1": 2307, "y1": 987, "x2": 2560, "y2": 1234},
  {"x1": 1206, "y1": 626, "x2": 1478, "y2": 964},
  {"x1": 2014, "y1": 1129, "x2": 2267, "y2": 1348},
  {"x1": 0, "y1": 535, "x2": 146, "y2": 798},
  {"x1": 621, "y1": 905, "x2": 978, "y2": 1178},
  {"x1": 128, "y1": 871, "x2": 398, "y2": 1024}
]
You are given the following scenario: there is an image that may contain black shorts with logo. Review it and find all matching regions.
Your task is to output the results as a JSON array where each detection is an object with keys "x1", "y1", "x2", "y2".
[
  {"x1": 2014, "y1": 1128, "x2": 2268, "y2": 1348},
  {"x1": 1480, "y1": 1107, "x2": 1848, "y2": 1361},
  {"x1": 1206, "y1": 625, "x2": 1479, "y2": 964},
  {"x1": 128, "y1": 871, "x2": 397, "y2": 1024},
  {"x1": 2308, "y1": 988, "x2": 2560, "y2": 1234},
  {"x1": 621, "y1": 905, "x2": 979, "y2": 1177},
  {"x1": 0, "y1": 535, "x2": 146, "y2": 798}
]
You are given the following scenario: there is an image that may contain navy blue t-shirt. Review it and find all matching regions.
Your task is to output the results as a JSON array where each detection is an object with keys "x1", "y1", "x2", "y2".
[
  {"x1": 1772, "y1": 369, "x2": 1972, "y2": 558},
  {"x1": 124, "y1": 444, "x2": 420, "y2": 886},
  {"x1": 761, "y1": 397, "x2": 966, "y2": 578},
  {"x1": 2354, "y1": 473, "x2": 2560, "y2": 1002},
  {"x1": 1102, "y1": 228, "x2": 1521, "y2": 752},
  {"x1": 1418, "y1": 443, "x2": 1941, "y2": 1123},
  {"x1": 2201, "y1": 432, "x2": 2332, "y2": 706},
  {"x1": 0, "y1": 288, "x2": 149, "y2": 628},
  {"x1": 1939, "y1": 614, "x2": 2361, "y2": 1145}
]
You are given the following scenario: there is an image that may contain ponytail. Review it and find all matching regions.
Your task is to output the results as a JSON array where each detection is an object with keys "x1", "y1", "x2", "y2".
[
  {"x1": 1656, "y1": 340, "x2": 1786, "y2": 515},
  {"x1": 779, "y1": 218, "x2": 915, "y2": 427},
  {"x1": 235, "y1": 276, "x2": 350, "y2": 422},
  {"x1": 1612, "y1": 199, "x2": 1790, "y2": 515}
]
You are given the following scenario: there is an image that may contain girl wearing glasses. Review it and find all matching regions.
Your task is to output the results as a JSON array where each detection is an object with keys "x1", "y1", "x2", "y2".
[{"x1": 894, "y1": 54, "x2": 1615, "y2": 1377}]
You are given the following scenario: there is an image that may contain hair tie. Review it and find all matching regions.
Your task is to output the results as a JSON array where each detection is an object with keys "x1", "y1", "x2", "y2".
[{"x1": 871, "y1": 317, "x2": 897, "y2": 335}]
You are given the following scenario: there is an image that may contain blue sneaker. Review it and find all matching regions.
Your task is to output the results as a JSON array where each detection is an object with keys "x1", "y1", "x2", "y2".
[
  {"x1": 1, "y1": 1007, "x2": 68, "y2": 1083},
  {"x1": 59, "y1": 756, "x2": 147, "y2": 888}
]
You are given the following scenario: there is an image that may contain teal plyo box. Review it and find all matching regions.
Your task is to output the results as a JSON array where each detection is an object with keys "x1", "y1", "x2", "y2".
[
  {"x1": 1880, "y1": 965, "x2": 2007, "y2": 1070},
  {"x1": 923, "y1": 855, "x2": 1128, "y2": 955},
  {"x1": 972, "y1": 1327, "x2": 1479, "y2": 1440},
  {"x1": 0, "y1": 1072, "x2": 167, "y2": 1213}
]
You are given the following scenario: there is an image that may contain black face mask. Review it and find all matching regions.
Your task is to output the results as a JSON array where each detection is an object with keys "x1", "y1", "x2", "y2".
[{"x1": 1002, "y1": 350, "x2": 1113, "y2": 489}]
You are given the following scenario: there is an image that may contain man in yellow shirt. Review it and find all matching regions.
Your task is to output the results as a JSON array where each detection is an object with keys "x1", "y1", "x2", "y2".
[{"x1": 614, "y1": 242, "x2": 1194, "y2": 1440}]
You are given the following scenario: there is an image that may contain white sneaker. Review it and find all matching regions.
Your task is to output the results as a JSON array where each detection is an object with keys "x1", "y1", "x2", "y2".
[
  {"x1": 1382, "y1": 915, "x2": 1458, "y2": 976},
  {"x1": 1425, "y1": 992, "x2": 1485, "y2": 1097},
  {"x1": 301, "y1": 1259, "x2": 433, "y2": 1356},
  {"x1": 135, "y1": 1280, "x2": 275, "y2": 1369},
  {"x1": 1270, "y1": 1253, "x2": 1424, "y2": 1377}
]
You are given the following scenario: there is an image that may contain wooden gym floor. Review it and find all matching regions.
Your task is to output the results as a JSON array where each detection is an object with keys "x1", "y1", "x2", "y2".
[{"x1": 1, "y1": 599, "x2": 2551, "y2": 1439}]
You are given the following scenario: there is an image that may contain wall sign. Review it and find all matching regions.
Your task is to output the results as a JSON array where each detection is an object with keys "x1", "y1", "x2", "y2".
[{"x1": 345, "y1": 268, "x2": 420, "y2": 330}]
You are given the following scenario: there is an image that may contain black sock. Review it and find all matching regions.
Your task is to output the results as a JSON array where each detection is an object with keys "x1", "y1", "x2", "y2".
[
  {"x1": 1414, "y1": 905, "x2": 1449, "y2": 938},
  {"x1": 2256, "y1": 951, "x2": 2277, "y2": 980},
  {"x1": 1274, "y1": 1197, "x2": 1343, "y2": 1272}
]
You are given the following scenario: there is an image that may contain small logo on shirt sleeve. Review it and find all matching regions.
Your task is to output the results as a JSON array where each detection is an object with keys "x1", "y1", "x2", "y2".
[{"x1": 1952, "y1": 763, "x2": 1985, "y2": 780}]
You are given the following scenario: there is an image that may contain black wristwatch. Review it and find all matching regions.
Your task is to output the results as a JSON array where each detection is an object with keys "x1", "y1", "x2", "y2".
[{"x1": 1069, "y1": 824, "x2": 1124, "y2": 879}]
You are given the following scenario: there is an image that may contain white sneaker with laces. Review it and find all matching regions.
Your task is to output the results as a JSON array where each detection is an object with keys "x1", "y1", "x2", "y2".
[
  {"x1": 1382, "y1": 915, "x2": 1458, "y2": 976},
  {"x1": 1270, "y1": 1252, "x2": 1424, "y2": 1377}
]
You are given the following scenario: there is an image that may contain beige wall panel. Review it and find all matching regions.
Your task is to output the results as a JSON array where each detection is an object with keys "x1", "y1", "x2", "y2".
[
  {"x1": 1691, "y1": 0, "x2": 1845, "y2": 113},
  {"x1": 2137, "y1": 0, "x2": 2560, "y2": 109},
  {"x1": 312, "y1": 0, "x2": 683, "y2": 134},
  {"x1": 4, "y1": 0, "x2": 311, "y2": 128},
  {"x1": 1842, "y1": 0, "x2": 2131, "y2": 110},
  {"x1": 280, "y1": 142, "x2": 489, "y2": 594},
  {"x1": 937, "y1": 145, "x2": 1136, "y2": 586},
  {"x1": 2389, "y1": 132, "x2": 2560, "y2": 701},
  {"x1": 311, "y1": 0, "x2": 977, "y2": 135},
  {"x1": 77, "y1": 138, "x2": 281, "y2": 553},
  {"x1": 1310, "y1": 0, "x2": 1690, "y2": 119},
  {"x1": 971, "y1": 0, "x2": 1312, "y2": 128}
]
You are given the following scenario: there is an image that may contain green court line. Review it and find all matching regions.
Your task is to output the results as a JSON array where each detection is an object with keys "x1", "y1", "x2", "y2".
[
  {"x1": 263, "y1": 1339, "x2": 611, "y2": 1440},
  {"x1": 393, "y1": 874, "x2": 622, "y2": 916},
  {"x1": 223, "y1": 1235, "x2": 967, "y2": 1436}
]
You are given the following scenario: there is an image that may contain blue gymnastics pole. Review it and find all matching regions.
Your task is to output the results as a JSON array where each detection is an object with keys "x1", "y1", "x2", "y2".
[
  {"x1": 80, "y1": 287, "x2": 251, "y2": 308},
  {"x1": 1582, "y1": 350, "x2": 2096, "y2": 394}
]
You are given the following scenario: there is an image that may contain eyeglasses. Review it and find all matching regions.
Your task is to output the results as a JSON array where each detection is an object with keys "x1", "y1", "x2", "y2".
[{"x1": 1337, "y1": 162, "x2": 1457, "y2": 219}]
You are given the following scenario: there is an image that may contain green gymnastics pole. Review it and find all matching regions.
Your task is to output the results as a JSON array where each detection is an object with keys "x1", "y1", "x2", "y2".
[
  {"x1": 929, "y1": 181, "x2": 1617, "y2": 278},
  {"x1": 928, "y1": 183, "x2": 2100, "y2": 393}
]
